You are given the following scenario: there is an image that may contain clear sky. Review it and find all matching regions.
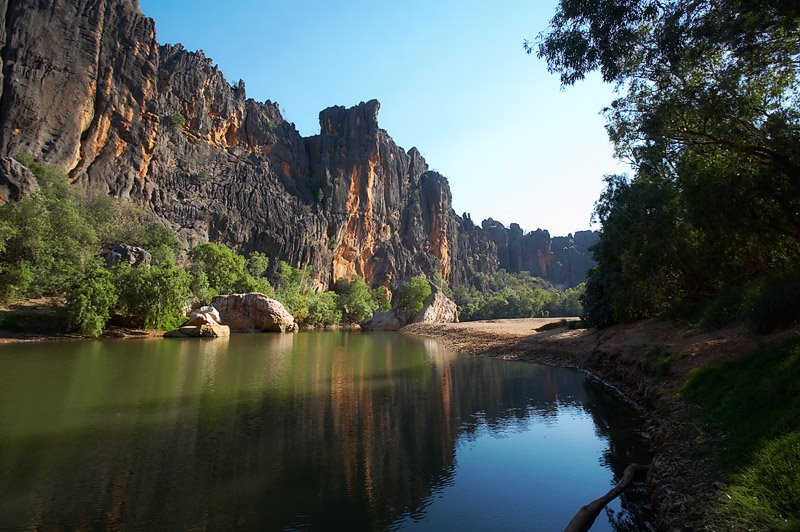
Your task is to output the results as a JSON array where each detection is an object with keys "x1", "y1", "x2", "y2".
[{"x1": 139, "y1": 0, "x2": 627, "y2": 236}]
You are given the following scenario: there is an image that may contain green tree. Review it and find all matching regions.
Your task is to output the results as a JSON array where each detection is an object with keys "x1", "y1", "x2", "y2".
[
  {"x1": 189, "y1": 242, "x2": 247, "y2": 294},
  {"x1": 306, "y1": 291, "x2": 342, "y2": 326},
  {"x1": 272, "y1": 261, "x2": 314, "y2": 322},
  {"x1": 64, "y1": 262, "x2": 118, "y2": 337},
  {"x1": 396, "y1": 275, "x2": 432, "y2": 318},
  {"x1": 247, "y1": 251, "x2": 270, "y2": 278},
  {"x1": 0, "y1": 159, "x2": 98, "y2": 301},
  {"x1": 113, "y1": 264, "x2": 191, "y2": 330},
  {"x1": 535, "y1": 0, "x2": 800, "y2": 326},
  {"x1": 334, "y1": 275, "x2": 378, "y2": 323}
]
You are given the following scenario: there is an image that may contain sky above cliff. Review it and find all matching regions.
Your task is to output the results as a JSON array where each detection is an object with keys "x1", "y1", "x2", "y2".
[{"x1": 140, "y1": 0, "x2": 627, "y2": 236}]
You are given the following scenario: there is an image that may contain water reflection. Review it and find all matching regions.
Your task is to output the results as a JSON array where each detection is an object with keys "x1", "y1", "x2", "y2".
[{"x1": 0, "y1": 333, "x2": 651, "y2": 530}]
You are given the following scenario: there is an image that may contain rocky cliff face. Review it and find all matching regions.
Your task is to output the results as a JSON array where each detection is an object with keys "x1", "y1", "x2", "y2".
[{"x1": 0, "y1": 0, "x2": 594, "y2": 289}]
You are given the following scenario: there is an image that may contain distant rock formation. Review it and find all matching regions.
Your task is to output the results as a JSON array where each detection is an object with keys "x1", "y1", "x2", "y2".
[{"x1": 0, "y1": 0, "x2": 595, "y2": 289}]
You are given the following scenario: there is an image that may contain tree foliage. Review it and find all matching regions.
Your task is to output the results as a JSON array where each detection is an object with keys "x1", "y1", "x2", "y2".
[
  {"x1": 64, "y1": 261, "x2": 118, "y2": 337},
  {"x1": 536, "y1": 1, "x2": 800, "y2": 326},
  {"x1": 113, "y1": 264, "x2": 191, "y2": 330},
  {"x1": 452, "y1": 270, "x2": 584, "y2": 321},
  {"x1": 396, "y1": 275, "x2": 432, "y2": 318},
  {"x1": 334, "y1": 275, "x2": 382, "y2": 323}
]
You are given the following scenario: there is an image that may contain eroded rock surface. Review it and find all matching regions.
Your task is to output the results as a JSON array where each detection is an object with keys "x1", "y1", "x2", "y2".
[
  {"x1": 0, "y1": 157, "x2": 38, "y2": 202},
  {"x1": 104, "y1": 244, "x2": 152, "y2": 267},
  {"x1": 414, "y1": 287, "x2": 459, "y2": 325},
  {"x1": 0, "y1": 0, "x2": 595, "y2": 289}
]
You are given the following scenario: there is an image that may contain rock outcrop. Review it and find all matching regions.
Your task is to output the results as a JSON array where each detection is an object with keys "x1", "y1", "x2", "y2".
[
  {"x1": 165, "y1": 322, "x2": 230, "y2": 338},
  {"x1": 166, "y1": 304, "x2": 230, "y2": 337},
  {"x1": 104, "y1": 244, "x2": 152, "y2": 267},
  {"x1": 361, "y1": 285, "x2": 458, "y2": 331},
  {"x1": 212, "y1": 293, "x2": 297, "y2": 332},
  {"x1": 550, "y1": 230, "x2": 600, "y2": 289},
  {"x1": 186, "y1": 305, "x2": 222, "y2": 326},
  {"x1": 0, "y1": 0, "x2": 596, "y2": 290},
  {"x1": 0, "y1": 157, "x2": 38, "y2": 203},
  {"x1": 413, "y1": 287, "x2": 459, "y2": 325}
]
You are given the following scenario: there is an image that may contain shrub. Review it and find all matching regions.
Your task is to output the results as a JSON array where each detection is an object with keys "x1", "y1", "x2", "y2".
[
  {"x1": 190, "y1": 270, "x2": 217, "y2": 306},
  {"x1": 396, "y1": 275, "x2": 431, "y2": 317},
  {"x1": 306, "y1": 291, "x2": 342, "y2": 326},
  {"x1": 114, "y1": 264, "x2": 191, "y2": 330},
  {"x1": 743, "y1": 269, "x2": 800, "y2": 334},
  {"x1": 65, "y1": 262, "x2": 118, "y2": 337},
  {"x1": 246, "y1": 251, "x2": 269, "y2": 278},
  {"x1": 335, "y1": 275, "x2": 378, "y2": 323},
  {"x1": 189, "y1": 242, "x2": 247, "y2": 294},
  {"x1": 0, "y1": 159, "x2": 98, "y2": 300},
  {"x1": 372, "y1": 285, "x2": 391, "y2": 313},
  {"x1": 273, "y1": 261, "x2": 315, "y2": 319},
  {"x1": 167, "y1": 112, "x2": 186, "y2": 133}
]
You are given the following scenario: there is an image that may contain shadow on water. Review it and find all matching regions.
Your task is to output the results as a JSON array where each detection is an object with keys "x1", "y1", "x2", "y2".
[{"x1": 0, "y1": 332, "x2": 652, "y2": 530}]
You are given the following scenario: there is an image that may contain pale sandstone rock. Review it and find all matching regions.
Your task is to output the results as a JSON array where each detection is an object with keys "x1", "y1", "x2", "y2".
[{"x1": 212, "y1": 293, "x2": 297, "y2": 332}]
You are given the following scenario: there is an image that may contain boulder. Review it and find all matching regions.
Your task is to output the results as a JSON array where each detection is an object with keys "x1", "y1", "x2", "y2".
[
  {"x1": 361, "y1": 284, "x2": 458, "y2": 331},
  {"x1": 211, "y1": 293, "x2": 297, "y2": 332},
  {"x1": 185, "y1": 305, "x2": 221, "y2": 326},
  {"x1": 360, "y1": 310, "x2": 403, "y2": 331},
  {"x1": 413, "y1": 287, "x2": 459, "y2": 324},
  {"x1": 104, "y1": 244, "x2": 152, "y2": 267},
  {"x1": 165, "y1": 322, "x2": 230, "y2": 338},
  {"x1": 0, "y1": 157, "x2": 39, "y2": 203}
]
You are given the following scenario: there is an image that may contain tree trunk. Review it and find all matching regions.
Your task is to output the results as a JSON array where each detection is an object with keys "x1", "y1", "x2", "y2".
[{"x1": 564, "y1": 463, "x2": 650, "y2": 532}]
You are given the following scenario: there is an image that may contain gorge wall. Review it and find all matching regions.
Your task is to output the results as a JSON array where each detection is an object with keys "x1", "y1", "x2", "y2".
[{"x1": 0, "y1": 0, "x2": 595, "y2": 289}]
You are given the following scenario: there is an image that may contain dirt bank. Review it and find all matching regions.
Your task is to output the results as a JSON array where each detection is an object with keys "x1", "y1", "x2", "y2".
[{"x1": 403, "y1": 317, "x2": 793, "y2": 528}]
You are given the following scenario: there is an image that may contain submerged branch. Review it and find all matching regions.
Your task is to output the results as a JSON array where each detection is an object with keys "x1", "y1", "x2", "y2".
[{"x1": 564, "y1": 463, "x2": 651, "y2": 532}]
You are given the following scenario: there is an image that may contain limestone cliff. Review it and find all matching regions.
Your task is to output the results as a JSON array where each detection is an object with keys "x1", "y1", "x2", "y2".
[{"x1": 0, "y1": 0, "x2": 594, "y2": 289}]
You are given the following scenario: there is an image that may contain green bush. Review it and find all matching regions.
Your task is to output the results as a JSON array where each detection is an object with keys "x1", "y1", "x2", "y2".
[
  {"x1": 334, "y1": 275, "x2": 378, "y2": 323},
  {"x1": 0, "y1": 159, "x2": 98, "y2": 301},
  {"x1": 396, "y1": 275, "x2": 431, "y2": 317},
  {"x1": 272, "y1": 261, "x2": 316, "y2": 322},
  {"x1": 189, "y1": 242, "x2": 261, "y2": 295},
  {"x1": 113, "y1": 264, "x2": 191, "y2": 330},
  {"x1": 65, "y1": 262, "x2": 118, "y2": 337},
  {"x1": 372, "y1": 285, "x2": 391, "y2": 313},
  {"x1": 306, "y1": 291, "x2": 342, "y2": 326},
  {"x1": 247, "y1": 251, "x2": 269, "y2": 278},
  {"x1": 452, "y1": 271, "x2": 584, "y2": 322},
  {"x1": 167, "y1": 112, "x2": 186, "y2": 133},
  {"x1": 743, "y1": 269, "x2": 800, "y2": 334},
  {"x1": 190, "y1": 270, "x2": 217, "y2": 306}
]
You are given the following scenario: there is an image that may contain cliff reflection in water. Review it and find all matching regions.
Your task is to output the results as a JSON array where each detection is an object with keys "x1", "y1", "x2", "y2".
[{"x1": 0, "y1": 332, "x2": 651, "y2": 530}]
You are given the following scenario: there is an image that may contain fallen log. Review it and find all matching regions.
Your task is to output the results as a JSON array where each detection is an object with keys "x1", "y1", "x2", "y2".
[{"x1": 564, "y1": 463, "x2": 650, "y2": 532}]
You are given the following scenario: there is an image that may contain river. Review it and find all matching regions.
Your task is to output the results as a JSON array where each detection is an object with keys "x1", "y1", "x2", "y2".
[{"x1": 0, "y1": 332, "x2": 652, "y2": 530}]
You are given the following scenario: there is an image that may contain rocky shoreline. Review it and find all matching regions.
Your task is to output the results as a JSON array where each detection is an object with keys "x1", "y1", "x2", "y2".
[{"x1": 402, "y1": 317, "x2": 793, "y2": 529}]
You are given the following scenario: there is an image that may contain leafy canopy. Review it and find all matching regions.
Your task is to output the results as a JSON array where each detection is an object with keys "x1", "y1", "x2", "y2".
[{"x1": 535, "y1": 1, "x2": 800, "y2": 326}]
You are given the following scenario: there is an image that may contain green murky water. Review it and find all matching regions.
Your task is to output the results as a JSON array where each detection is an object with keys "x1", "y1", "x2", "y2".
[{"x1": 0, "y1": 332, "x2": 652, "y2": 530}]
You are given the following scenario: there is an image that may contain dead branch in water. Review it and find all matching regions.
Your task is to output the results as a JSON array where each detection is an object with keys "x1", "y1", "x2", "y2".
[{"x1": 564, "y1": 463, "x2": 650, "y2": 532}]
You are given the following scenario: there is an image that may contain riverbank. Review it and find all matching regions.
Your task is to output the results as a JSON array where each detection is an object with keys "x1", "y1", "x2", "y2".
[{"x1": 403, "y1": 317, "x2": 800, "y2": 529}]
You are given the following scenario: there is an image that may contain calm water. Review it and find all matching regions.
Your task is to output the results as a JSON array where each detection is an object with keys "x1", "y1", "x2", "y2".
[{"x1": 0, "y1": 333, "x2": 652, "y2": 531}]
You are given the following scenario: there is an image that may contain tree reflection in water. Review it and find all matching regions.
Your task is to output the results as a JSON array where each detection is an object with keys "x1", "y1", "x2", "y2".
[{"x1": 0, "y1": 332, "x2": 652, "y2": 530}]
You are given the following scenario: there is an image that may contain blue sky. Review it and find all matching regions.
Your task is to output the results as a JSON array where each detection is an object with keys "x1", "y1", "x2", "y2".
[{"x1": 140, "y1": 0, "x2": 627, "y2": 236}]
